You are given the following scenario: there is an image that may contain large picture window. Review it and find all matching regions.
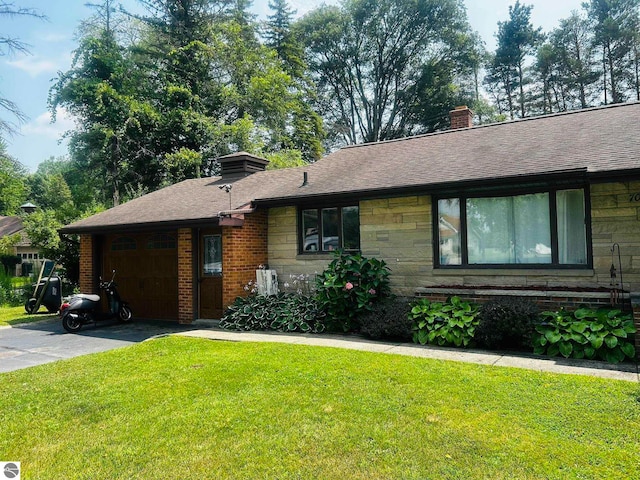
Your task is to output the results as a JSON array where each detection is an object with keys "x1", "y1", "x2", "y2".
[
  {"x1": 436, "y1": 188, "x2": 588, "y2": 267},
  {"x1": 300, "y1": 206, "x2": 360, "y2": 253}
]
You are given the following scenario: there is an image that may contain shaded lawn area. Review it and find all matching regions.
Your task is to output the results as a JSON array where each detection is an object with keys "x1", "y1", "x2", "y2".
[
  {"x1": 0, "y1": 305, "x2": 57, "y2": 327},
  {"x1": 0, "y1": 336, "x2": 639, "y2": 479}
]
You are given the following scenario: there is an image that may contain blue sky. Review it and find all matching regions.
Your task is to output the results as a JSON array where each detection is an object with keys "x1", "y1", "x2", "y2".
[{"x1": 2, "y1": 0, "x2": 585, "y2": 172}]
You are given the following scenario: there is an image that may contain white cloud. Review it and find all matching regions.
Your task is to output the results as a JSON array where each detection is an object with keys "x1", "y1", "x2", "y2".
[
  {"x1": 6, "y1": 55, "x2": 58, "y2": 77},
  {"x1": 21, "y1": 107, "x2": 75, "y2": 140}
]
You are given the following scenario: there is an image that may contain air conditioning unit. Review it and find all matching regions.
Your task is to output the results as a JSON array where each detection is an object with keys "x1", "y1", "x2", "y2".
[{"x1": 256, "y1": 269, "x2": 278, "y2": 296}]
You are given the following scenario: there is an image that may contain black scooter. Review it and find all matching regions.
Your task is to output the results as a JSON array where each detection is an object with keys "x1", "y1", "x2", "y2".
[{"x1": 59, "y1": 270, "x2": 133, "y2": 333}]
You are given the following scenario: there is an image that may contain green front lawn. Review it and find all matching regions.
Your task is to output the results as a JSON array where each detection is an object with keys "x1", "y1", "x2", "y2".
[
  {"x1": 0, "y1": 336, "x2": 638, "y2": 479},
  {"x1": 0, "y1": 305, "x2": 57, "y2": 326}
]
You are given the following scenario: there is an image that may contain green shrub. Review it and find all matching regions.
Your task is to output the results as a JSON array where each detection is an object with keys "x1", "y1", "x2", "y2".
[
  {"x1": 476, "y1": 297, "x2": 540, "y2": 350},
  {"x1": 533, "y1": 307, "x2": 636, "y2": 364},
  {"x1": 220, "y1": 293, "x2": 326, "y2": 333},
  {"x1": 410, "y1": 296, "x2": 480, "y2": 348},
  {"x1": 315, "y1": 251, "x2": 391, "y2": 332},
  {"x1": 0, "y1": 269, "x2": 23, "y2": 306},
  {"x1": 0, "y1": 254, "x2": 21, "y2": 275},
  {"x1": 359, "y1": 297, "x2": 413, "y2": 342}
]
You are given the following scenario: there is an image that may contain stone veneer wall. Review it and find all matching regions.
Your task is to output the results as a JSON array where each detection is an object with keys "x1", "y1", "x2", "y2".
[
  {"x1": 267, "y1": 206, "x2": 330, "y2": 286},
  {"x1": 267, "y1": 184, "x2": 640, "y2": 295},
  {"x1": 267, "y1": 182, "x2": 640, "y2": 348}
]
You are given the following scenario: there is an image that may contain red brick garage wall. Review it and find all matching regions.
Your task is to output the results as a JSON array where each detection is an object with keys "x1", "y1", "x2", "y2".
[
  {"x1": 222, "y1": 210, "x2": 268, "y2": 308},
  {"x1": 79, "y1": 234, "x2": 95, "y2": 294},
  {"x1": 178, "y1": 228, "x2": 194, "y2": 323}
]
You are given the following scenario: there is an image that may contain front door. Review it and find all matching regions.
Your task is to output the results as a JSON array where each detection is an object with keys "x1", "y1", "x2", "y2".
[{"x1": 199, "y1": 229, "x2": 223, "y2": 319}]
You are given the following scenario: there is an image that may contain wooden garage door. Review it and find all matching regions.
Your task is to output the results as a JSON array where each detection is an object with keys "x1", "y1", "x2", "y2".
[{"x1": 102, "y1": 233, "x2": 178, "y2": 320}]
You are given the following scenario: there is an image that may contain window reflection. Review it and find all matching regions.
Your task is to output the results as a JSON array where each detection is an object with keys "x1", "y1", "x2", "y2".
[{"x1": 203, "y1": 235, "x2": 222, "y2": 275}]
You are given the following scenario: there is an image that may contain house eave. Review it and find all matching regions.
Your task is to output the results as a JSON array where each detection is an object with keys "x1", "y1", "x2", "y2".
[
  {"x1": 254, "y1": 168, "x2": 593, "y2": 208},
  {"x1": 59, "y1": 217, "x2": 224, "y2": 235}
]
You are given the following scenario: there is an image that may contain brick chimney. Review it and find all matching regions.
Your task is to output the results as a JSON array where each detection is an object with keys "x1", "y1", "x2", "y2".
[
  {"x1": 218, "y1": 151, "x2": 269, "y2": 179},
  {"x1": 449, "y1": 106, "x2": 473, "y2": 130}
]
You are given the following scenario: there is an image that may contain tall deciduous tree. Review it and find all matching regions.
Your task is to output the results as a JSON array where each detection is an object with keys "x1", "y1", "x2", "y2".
[
  {"x1": 297, "y1": 0, "x2": 473, "y2": 145},
  {"x1": 0, "y1": 139, "x2": 27, "y2": 215},
  {"x1": 50, "y1": 24, "x2": 157, "y2": 206}
]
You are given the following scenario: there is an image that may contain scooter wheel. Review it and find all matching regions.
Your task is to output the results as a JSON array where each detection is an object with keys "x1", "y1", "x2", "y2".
[
  {"x1": 62, "y1": 312, "x2": 83, "y2": 333},
  {"x1": 25, "y1": 298, "x2": 37, "y2": 314},
  {"x1": 119, "y1": 306, "x2": 133, "y2": 322}
]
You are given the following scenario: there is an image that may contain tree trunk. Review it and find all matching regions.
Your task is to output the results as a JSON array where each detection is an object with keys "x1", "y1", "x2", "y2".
[{"x1": 517, "y1": 62, "x2": 526, "y2": 118}]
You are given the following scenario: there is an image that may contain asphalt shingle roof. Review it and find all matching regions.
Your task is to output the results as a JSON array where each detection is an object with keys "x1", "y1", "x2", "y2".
[
  {"x1": 0, "y1": 216, "x2": 23, "y2": 237},
  {"x1": 61, "y1": 102, "x2": 640, "y2": 233}
]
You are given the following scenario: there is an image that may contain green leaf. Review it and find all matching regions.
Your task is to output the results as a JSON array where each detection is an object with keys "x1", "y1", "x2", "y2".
[
  {"x1": 604, "y1": 335, "x2": 618, "y2": 349},
  {"x1": 620, "y1": 342, "x2": 635, "y2": 358},
  {"x1": 574, "y1": 308, "x2": 595, "y2": 319},
  {"x1": 558, "y1": 341, "x2": 573, "y2": 358},
  {"x1": 545, "y1": 330, "x2": 562, "y2": 343},
  {"x1": 611, "y1": 328, "x2": 627, "y2": 338},
  {"x1": 590, "y1": 335, "x2": 604, "y2": 349},
  {"x1": 547, "y1": 344, "x2": 560, "y2": 357},
  {"x1": 572, "y1": 346, "x2": 585, "y2": 359},
  {"x1": 570, "y1": 322, "x2": 587, "y2": 333},
  {"x1": 570, "y1": 333, "x2": 588, "y2": 344},
  {"x1": 604, "y1": 348, "x2": 625, "y2": 364}
]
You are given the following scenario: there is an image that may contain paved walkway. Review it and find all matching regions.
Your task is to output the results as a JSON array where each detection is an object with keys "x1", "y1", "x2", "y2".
[
  {"x1": 2, "y1": 318, "x2": 637, "y2": 381},
  {"x1": 178, "y1": 328, "x2": 640, "y2": 382}
]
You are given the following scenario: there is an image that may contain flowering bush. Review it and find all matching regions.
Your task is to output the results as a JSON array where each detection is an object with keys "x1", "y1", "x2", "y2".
[{"x1": 315, "y1": 251, "x2": 391, "y2": 332}]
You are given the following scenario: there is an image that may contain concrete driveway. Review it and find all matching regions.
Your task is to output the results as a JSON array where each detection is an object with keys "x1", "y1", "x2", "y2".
[{"x1": 0, "y1": 317, "x2": 208, "y2": 373}]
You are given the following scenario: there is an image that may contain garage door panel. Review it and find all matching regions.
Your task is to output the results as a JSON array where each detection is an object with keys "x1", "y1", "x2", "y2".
[{"x1": 102, "y1": 232, "x2": 179, "y2": 320}]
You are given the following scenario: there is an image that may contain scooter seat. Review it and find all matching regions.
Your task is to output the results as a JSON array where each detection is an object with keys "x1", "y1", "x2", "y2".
[{"x1": 73, "y1": 294, "x2": 101, "y2": 302}]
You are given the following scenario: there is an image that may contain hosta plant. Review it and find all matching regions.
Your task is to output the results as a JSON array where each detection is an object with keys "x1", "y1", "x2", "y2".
[
  {"x1": 315, "y1": 251, "x2": 391, "y2": 332},
  {"x1": 220, "y1": 293, "x2": 326, "y2": 333},
  {"x1": 410, "y1": 296, "x2": 480, "y2": 348},
  {"x1": 533, "y1": 307, "x2": 636, "y2": 364}
]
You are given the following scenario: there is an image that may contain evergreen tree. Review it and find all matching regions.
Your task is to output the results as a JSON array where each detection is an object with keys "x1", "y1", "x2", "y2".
[
  {"x1": 264, "y1": 0, "x2": 304, "y2": 77},
  {"x1": 585, "y1": 0, "x2": 640, "y2": 104},
  {"x1": 489, "y1": 1, "x2": 544, "y2": 119},
  {"x1": 549, "y1": 11, "x2": 600, "y2": 109}
]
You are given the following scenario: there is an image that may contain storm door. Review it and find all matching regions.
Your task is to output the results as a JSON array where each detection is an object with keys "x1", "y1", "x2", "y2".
[{"x1": 199, "y1": 229, "x2": 223, "y2": 318}]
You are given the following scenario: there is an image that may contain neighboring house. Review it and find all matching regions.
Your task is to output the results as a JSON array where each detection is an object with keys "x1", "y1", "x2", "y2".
[
  {"x1": 60, "y1": 102, "x2": 640, "y2": 329},
  {"x1": 0, "y1": 204, "x2": 43, "y2": 276}
]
